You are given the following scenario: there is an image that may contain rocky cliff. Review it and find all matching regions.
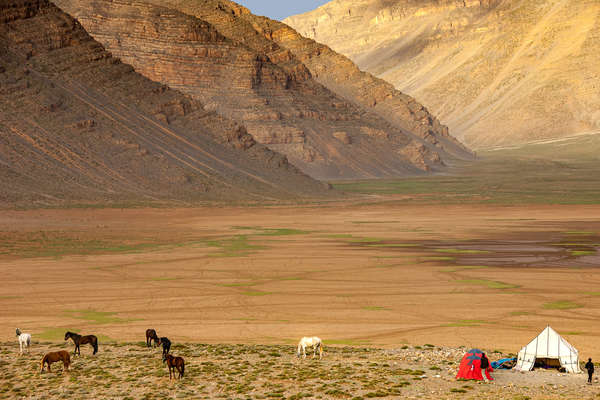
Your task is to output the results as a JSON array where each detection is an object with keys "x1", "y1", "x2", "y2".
[
  {"x1": 55, "y1": 0, "x2": 472, "y2": 179},
  {"x1": 0, "y1": 0, "x2": 330, "y2": 207},
  {"x1": 285, "y1": 0, "x2": 600, "y2": 148}
]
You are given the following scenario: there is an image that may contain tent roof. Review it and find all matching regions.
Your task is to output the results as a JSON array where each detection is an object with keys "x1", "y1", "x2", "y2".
[{"x1": 520, "y1": 325, "x2": 578, "y2": 357}]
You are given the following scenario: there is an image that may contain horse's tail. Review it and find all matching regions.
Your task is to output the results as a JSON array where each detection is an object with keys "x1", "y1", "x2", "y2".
[
  {"x1": 319, "y1": 341, "x2": 324, "y2": 358},
  {"x1": 26, "y1": 335, "x2": 31, "y2": 346},
  {"x1": 40, "y1": 355, "x2": 47, "y2": 372},
  {"x1": 297, "y1": 342, "x2": 302, "y2": 357},
  {"x1": 92, "y1": 337, "x2": 98, "y2": 355},
  {"x1": 180, "y1": 361, "x2": 185, "y2": 378}
]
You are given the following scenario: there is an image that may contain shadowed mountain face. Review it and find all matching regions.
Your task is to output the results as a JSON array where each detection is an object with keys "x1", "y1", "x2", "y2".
[
  {"x1": 55, "y1": 0, "x2": 472, "y2": 179},
  {"x1": 0, "y1": 0, "x2": 331, "y2": 207},
  {"x1": 286, "y1": 0, "x2": 600, "y2": 148}
]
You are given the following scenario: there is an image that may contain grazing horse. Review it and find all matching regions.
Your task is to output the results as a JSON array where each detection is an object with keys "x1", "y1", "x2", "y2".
[
  {"x1": 297, "y1": 336, "x2": 323, "y2": 359},
  {"x1": 158, "y1": 337, "x2": 171, "y2": 356},
  {"x1": 146, "y1": 329, "x2": 159, "y2": 347},
  {"x1": 163, "y1": 354, "x2": 185, "y2": 380},
  {"x1": 16, "y1": 328, "x2": 31, "y2": 355},
  {"x1": 64, "y1": 331, "x2": 98, "y2": 355},
  {"x1": 40, "y1": 350, "x2": 71, "y2": 373}
]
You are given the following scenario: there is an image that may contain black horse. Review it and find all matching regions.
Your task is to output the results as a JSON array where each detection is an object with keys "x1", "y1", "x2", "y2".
[
  {"x1": 158, "y1": 337, "x2": 171, "y2": 356},
  {"x1": 64, "y1": 331, "x2": 98, "y2": 355},
  {"x1": 145, "y1": 329, "x2": 159, "y2": 347}
]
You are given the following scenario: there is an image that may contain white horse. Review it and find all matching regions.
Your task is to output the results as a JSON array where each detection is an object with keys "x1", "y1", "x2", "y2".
[
  {"x1": 297, "y1": 336, "x2": 323, "y2": 359},
  {"x1": 16, "y1": 328, "x2": 31, "y2": 355}
]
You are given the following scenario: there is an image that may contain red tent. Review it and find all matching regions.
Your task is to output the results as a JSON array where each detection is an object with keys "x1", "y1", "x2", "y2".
[{"x1": 456, "y1": 348, "x2": 494, "y2": 381}]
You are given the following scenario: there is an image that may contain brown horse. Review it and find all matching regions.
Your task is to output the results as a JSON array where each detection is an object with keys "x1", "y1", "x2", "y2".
[
  {"x1": 146, "y1": 329, "x2": 159, "y2": 347},
  {"x1": 64, "y1": 331, "x2": 98, "y2": 355},
  {"x1": 40, "y1": 350, "x2": 70, "y2": 373},
  {"x1": 163, "y1": 354, "x2": 185, "y2": 380}
]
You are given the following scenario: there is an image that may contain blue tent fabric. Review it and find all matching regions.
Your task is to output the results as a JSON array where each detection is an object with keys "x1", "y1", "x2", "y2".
[{"x1": 492, "y1": 358, "x2": 517, "y2": 369}]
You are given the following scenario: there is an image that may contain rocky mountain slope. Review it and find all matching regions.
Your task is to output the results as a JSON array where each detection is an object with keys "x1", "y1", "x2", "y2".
[
  {"x1": 55, "y1": 0, "x2": 472, "y2": 179},
  {"x1": 0, "y1": 0, "x2": 331, "y2": 207},
  {"x1": 286, "y1": 0, "x2": 600, "y2": 148}
]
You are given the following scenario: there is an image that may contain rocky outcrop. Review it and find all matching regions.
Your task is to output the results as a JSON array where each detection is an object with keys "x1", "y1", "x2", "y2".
[
  {"x1": 56, "y1": 0, "x2": 472, "y2": 179},
  {"x1": 286, "y1": 0, "x2": 600, "y2": 148},
  {"x1": 0, "y1": 0, "x2": 330, "y2": 207}
]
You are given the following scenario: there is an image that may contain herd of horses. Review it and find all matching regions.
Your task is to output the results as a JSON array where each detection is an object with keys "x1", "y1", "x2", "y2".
[{"x1": 16, "y1": 327, "x2": 324, "y2": 380}]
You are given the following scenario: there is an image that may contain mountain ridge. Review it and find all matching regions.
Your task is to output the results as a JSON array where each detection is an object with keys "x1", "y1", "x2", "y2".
[
  {"x1": 0, "y1": 0, "x2": 331, "y2": 207},
  {"x1": 285, "y1": 0, "x2": 600, "y2": 148},
  {"x1": 56, "y1": 0, "x2": 472, "y2": 179}
]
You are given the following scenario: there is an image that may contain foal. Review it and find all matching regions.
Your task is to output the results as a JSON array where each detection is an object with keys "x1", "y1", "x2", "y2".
[
  {"x1": 16, "y1": 328, "x2": 31, "y2": 355},
  {"x1": 146, "y1": 329, "x2": 159, "y2": 347},
  {"x1": 163, "y1": 354, "x2": 185, "y2": 379},
  {"x1": 158, "y1": 337, "x2": 171, "y2": 356},
  {"x1": 40, "y1": 350, "x2": 70, "y2": 373},
  {"x1": 64, "y1": 331, "x2": 98, "y2": 355}
]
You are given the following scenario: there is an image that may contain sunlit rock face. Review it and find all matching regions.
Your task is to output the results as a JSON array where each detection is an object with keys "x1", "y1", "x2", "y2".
[
  {"x1": 56, "y1": 0, "x2": 472, "y2": 179},
  {"x1": 286, "y1": 0, "x2": 600, "y2": 148}
]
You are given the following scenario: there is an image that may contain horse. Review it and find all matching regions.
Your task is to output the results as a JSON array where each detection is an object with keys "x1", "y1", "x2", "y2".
[
  {"x1": 158, "y1": 337, "x2": 171, "y2": 356},
  {"x1": 64, "y1": 331, "x2": 98, "y2": 355},
  {"x1": 163, "y1": 354, "x2": 185, "y2": 380},
  {"x1": 297, "y1": 336, "x2": 323, "y2": 359},
  {"x1": 146, "y1": 329, "x2": 159, "y2": 347},
  {"x1": 40, "y1": 350, "x2": 70, "y2": 373},
  {"x1": 16, "y1": 328, "x2": 31, "y2": 355}
]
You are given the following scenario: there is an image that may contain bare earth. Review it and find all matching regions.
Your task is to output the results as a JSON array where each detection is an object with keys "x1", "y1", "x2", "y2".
[{"x1": 1, "y1": 203, "x2": 599, "y2": 398}]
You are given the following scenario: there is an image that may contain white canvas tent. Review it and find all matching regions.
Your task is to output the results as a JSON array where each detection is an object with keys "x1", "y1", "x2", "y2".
[{"x1": 515, "y1": 326, "x2": 581, "y2": 373}]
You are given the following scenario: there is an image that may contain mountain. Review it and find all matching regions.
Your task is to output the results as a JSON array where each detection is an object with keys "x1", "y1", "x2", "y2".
[
  {"x1": 55, "y1": 0, "x2": 472, "y2": 179},
  {"x1": 0, "y1": 0, "x2": 331, "y2": 207},
  {"x1": 285, "y1": 0, "x2": 600, "y2": 148}
]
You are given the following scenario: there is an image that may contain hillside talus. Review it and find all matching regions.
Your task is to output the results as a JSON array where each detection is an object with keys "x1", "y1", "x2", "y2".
[
  {"x1": 0, "y1": 0, "x2": 330, "y2": 207},
  {"x1": 285, "y1": 0, "x2": 600, "y2": 148},
  {"x1": 56, "y1": 0, "x2": 472, "y2": 179}
]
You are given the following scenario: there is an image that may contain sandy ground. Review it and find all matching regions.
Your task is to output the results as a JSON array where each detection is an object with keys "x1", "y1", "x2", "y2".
[{"x1": 0, "y1": 203, "x2": 599, "y2": 357}]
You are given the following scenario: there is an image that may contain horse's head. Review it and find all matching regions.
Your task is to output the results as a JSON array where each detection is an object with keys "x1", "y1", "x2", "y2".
[
  {"x1": 64, "y1": 332, "x2": 71, "y2": 341},
  {"x1": 16, "y1": 328, "x2": 21, "y2": 337}
]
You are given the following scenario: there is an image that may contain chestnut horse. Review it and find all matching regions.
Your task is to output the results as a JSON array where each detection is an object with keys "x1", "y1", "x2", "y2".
[
  {"x1": 64, "y1": 331, "x2": 98, "y2": 355},
  {"x1": 163, "y1": 354, "x2": 185, "y2": 379},
  {"x1": 40, "y1": 350, "x2": 70, "y2": 373},
  {"x1": 146, "y1": 329, "x2": 159, "y2": 347}
]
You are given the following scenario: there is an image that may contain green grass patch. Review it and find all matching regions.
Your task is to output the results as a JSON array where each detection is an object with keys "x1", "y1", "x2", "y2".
[
  {"x1": 542, "y1": 301, "x2": 583, "y2": 310},
  {"x1": 570, "y1": 250, "x2": 596, "y2": 256},
  {"x1": 366, "y1": 243, "x2": 417, "y2": 248},
  {"x1": 362, "y1": 306, "x2": 389, "y2": 311},
  {"x1": 456, "y1": 279, "x2": 519, "y2": 289},
  {"x1": 564, "y1": 231, "x2": 595, "y2": 235},
  {"x1": 434, "y1": 248, "x2": 489, "y2": 254},
  {"x1": 422, "y1": 256, "x2": 455, "y2": 261},
  {"x1": 584, "y1": 292, "x2": 600, "y2": 296},
  {"x1": 206, "y1": 235, "x2": 264, "y2": 257},
  {"x1": 348, "y1": 237, "x2": 384, "y2": 243},
  {"x1": 37, "y1": 327, "x2": 115, "y2": 342},
  {"x1": 241, "y1": 291, "x2": 272, "y2": 297},
  {"x1": 64, "y1": 309, "x2": 137, "y2": 324},
  {"x1": 440, "y1": 265, "x2": 489, "y2": 272}
]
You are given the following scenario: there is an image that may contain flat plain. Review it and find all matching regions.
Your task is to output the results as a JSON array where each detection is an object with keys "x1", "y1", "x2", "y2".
[{"x1": 1, "y1": 145, "x2": 599, "y2": 399}]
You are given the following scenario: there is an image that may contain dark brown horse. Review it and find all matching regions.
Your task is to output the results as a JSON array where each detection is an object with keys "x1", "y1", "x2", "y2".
[
  {"x1": 40, "y1": 350, "x2": 71, "y2": 373},
  {"x1": 65, "y1": 331, "x2": 98, "y2": 355},
  {"x1": 146, "y1": 329, "x2": 159, "y2": 347},
  {"x1": 163, "y1": 354, "x2": 184, "y2": 379}
]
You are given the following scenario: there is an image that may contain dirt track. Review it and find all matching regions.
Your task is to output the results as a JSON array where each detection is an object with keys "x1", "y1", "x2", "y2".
[{"x1": 1, "y1": 204, "x2": 599, "y2": 360}]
